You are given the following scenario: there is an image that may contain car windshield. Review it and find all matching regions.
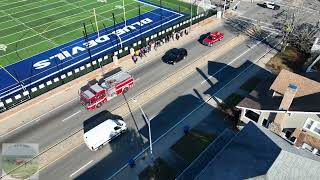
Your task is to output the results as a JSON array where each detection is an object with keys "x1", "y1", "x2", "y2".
[
  {"x1": 207, "y1": 36, "x2": 214, "y2": 40},
  {"x1": 169, "y1": 48, "x2": 180, "y2": 55},
  {"x1": 80, "y1": 96, "x2": 90, "y2": 105},
  {"x1": 112, "y1": 120, "x2": 122, "y2": 126}
]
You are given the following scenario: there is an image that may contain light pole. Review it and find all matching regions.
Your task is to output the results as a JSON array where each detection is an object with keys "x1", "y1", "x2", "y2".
[
  {"x1": 223, "y1": 0, "x2": 227, "y2": 17},
  {"x1": 132, "y1": 98, "x2": 153, "y2": 160},
  {"x1": 112, "y1": 13, "x2": 123, "y2": 49},
  {"x1": 190, "y1": 0, "x2": 193, "y2": 31}
]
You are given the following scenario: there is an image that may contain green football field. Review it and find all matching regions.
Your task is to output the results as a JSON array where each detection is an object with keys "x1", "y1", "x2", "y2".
[{"x1": 0, "y1": 0, "x2": 193, "y2": 67}]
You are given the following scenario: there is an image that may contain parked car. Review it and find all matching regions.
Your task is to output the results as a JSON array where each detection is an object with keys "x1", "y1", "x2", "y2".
[
  {"x1": 162, "y1": 48, "x2": 188, "y2": 65},
  {"x1": 259, "y1": 1, "x2": 280, "y2": 10},
  {"x1": 84, "y1": 119, "x2": 127, "y2": 151},
  {"x1": 201, "y1": 31, "x2": 224, "y2": 46}
]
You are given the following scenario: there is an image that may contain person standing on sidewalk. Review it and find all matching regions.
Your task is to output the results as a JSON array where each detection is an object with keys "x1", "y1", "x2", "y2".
[
  {"x1": 176, "y1": 33, "x2": 180, "y2": 40},
  {"x1": 140, "y1": 47, "x2": 146, "y2": 57},
  {"x1": 132, "y1": 55, "x2": 137, "y2": 64}
]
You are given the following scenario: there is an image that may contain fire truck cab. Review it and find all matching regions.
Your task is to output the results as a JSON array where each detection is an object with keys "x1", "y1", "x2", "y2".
[{"x1": 79, "y1": 68, "x2": 134, "y2": 110}]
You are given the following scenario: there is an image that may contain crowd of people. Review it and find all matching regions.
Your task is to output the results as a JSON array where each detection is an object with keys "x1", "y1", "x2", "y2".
[{"x1": 131, "y1": 29, "x2": 189, "y2": 64}]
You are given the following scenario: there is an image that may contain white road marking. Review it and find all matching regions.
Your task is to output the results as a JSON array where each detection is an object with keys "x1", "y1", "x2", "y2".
[
  {"x1": 200, "y1": 33, "x2": 272, "y2": 84},
  {"x1": 107, "y1": 34, "x2": 280, "y2": 180},
  {"x1": 0, "y1": 97, "x2": 77, "y2": 138},
  {"x1": 69, "y1": 160, "x2": 93, "y2": 178},
  {"x1": 1, "y1": 9, "x2": 184, "y2": 98},
  {"x1": 62, "y1": 110, "x2": 81, "y2": 122}
]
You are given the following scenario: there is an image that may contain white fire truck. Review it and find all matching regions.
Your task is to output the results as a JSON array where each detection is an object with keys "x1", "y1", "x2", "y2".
[{"x1": 79, "y1": 68, "x2": 134, "y2": 110}]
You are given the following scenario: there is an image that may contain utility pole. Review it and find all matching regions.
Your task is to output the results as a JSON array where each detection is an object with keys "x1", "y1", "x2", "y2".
[
  {"x1": 160, "y1": 0, "x2": 163, "y2": 35},
  {"x1": 190, "y1": 0, "x2": 193, "y2": 31},
  {"x1": 83, "y1": 23, "x2": 92, "y2": 61},
  {"x1": 112, "y1": 13, "x2": 123, "y2": 49},
  {"x1": 223, "y1": 0, "x2": 227, "y2": 17},
  {"x1": 132, "y1": 98, "x2": 154, "y2": 160},
  {"x1": 138, "y1": 5, "x2": 142, "y2": 43}
]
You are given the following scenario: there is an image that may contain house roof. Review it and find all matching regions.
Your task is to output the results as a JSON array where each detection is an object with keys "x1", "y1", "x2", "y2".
[
  {"x1": 270, "y1": 69, "x2": 320, "y2": 98},
  {"x1": 194, "y1": 122, "x2": 320, "y2": 180},
  {"x1": 237, "y1": 70, "x2": 320, "y2": 112}
]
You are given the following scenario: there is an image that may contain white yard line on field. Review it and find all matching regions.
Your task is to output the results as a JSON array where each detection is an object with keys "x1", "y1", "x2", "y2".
[
  {"x1": 0, "y1": 0, "x2": 51, "y2": 9},
  {"x1": 1, "y1": 7, "x2": 180, "y2": 85},
  {"x1": 0, "y1": 0, "x2": 119, "y2": 38},
  {"x1": 0, "y1": 10, "x2": 184, "y2": 99},
  {"x1": 0, "y1": 0, "x2": 61, "y2": 19},
  {"x1": 1, "y1": 10, "x2": 59, "y2": 46},
  {"x1": 0, "y1": 3, "x2": 144, "y2": 58},
  {"x1": 0, "y1": 0, "x2": 89, "y2": 25}
]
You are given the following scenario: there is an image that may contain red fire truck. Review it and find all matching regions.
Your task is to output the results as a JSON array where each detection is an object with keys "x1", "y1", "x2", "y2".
[{"x1": 79, "y1": 68, "x2": 134, "y2": 110}]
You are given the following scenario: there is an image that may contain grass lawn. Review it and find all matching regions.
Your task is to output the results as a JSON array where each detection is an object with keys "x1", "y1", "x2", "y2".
[
  {"x1": 2, "y1": 160, "x2": 38, "y2": 179},
  {"x1": 240, "y1": 77, "x2": 261, "y2": 92},
  {"x1": 0, "y1": 0, "x2": 192, "y2": 67},
  {"x1": 171, "y1": 129, "x2": 214, "y2": 164},
  {"x1": 139, "y1": 158, "x2": 177, "y2": 180},
  {"x1": 266, "y1": 46, "x2": 308, "y2": 74}
]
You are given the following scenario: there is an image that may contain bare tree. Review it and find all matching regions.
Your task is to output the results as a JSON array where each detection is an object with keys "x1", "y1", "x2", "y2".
[{"x1": 275, "y1": 0, "x2": 320, "y2": 53}]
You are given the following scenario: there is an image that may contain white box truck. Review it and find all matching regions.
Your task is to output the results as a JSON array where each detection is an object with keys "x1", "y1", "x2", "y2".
[{"x1": 84, "y1": 119, "x2": 127, "y2": 151}]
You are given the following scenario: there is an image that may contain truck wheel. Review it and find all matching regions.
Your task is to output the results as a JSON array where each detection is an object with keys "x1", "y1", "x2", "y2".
[
  {"x1": 123, "y1": 87, "x2": 129, "y2": 93},
  {"x1": 96, "y1": 103, "x2": 102, "y2": 108}
]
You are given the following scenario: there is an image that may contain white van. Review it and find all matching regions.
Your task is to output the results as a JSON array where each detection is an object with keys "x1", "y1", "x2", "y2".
[
  {"x1": 84, "y1": 119, "x2": 127, "y2": 151},
  {"x1": 261, "y1": 1, "x2": 280, "y2": 10}
]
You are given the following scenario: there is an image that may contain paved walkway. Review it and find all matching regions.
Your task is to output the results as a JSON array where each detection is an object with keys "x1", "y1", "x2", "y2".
[{"x1": 109, "y1": 48, "x2": 278, "y2": 180}]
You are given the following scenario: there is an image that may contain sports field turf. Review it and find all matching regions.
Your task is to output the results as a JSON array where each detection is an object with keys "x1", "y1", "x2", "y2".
[{"x1": 0, "y1": 0, "x2": 193, "y2": 67}]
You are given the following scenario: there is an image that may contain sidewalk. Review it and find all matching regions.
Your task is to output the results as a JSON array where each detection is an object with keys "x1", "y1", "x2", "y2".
[
  {"x1": 0, "y1": 18, "x2": 222, "y2": 135},
  {"x1": 109, "y1": 41, "x2": 277, "y2": 180}
]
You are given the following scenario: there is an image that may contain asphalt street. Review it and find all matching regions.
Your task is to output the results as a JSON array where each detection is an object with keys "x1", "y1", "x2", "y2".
[
  {"x1": 0, "y1": 2, "x2": 287, "y2": 180},
  {"x1": 235, "y1": 0, "x2": 320, "y2": 29},
  {"x1": 0, "y1": 23, "x2": 238, "y2": 152},
  {"x1": 39, "y1": 29, "x2": 279, "y2": 180}
]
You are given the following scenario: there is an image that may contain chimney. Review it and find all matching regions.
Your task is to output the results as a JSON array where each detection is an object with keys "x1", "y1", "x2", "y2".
[
  {"x1": 278, "y1": 83, "x2": 298, "y2": 111},
  {"x1": 270, "y1": 83, "x2": 298, "y2": 135}
]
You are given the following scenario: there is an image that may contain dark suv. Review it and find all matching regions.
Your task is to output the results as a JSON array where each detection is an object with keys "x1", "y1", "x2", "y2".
[{"x1": 162, "y1": 48, "x2": 188, "y2": 65}]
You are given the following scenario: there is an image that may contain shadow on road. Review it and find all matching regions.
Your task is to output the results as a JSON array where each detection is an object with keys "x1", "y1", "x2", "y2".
[
  {"x1": 83, "y1": 110, "x2": 123, "y2": 133},
  {"x1": 75, "y1": 48, "x2": 274, "y2": 180},
  {"x1": 223, "y1": 17, "x2": 281, "y2": 51}
]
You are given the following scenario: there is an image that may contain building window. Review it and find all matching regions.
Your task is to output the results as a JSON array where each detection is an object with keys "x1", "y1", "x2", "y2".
[
  {"x1": 314, "y1": 125, "x2": 320, "y2": 135},
  {"x1": 245, "y1": 110, "x2": 259, "y2": 123},
  {"x1": 304, "y1": 119, "x2": 314, "y2": 130},
  {"x1": 262, "y1": 119, "x2": 269, "y2": 127},
  {"x1": 302, "y1": 143, "x2": 314, "y2": 152}
]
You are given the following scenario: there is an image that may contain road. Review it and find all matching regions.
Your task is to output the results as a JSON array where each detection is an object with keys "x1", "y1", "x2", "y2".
[
  {"x1": 0, "y1": 23, "x2": 236, "y2": 151},
  {"x1": 235, "y1": 0, "x2": 320, "y2": 26},
  {"x1": 39, "y1": 29, "x2": 279, "y2": 180},
  {"x1": 0, "y1": 3, "x2": 285, "y2": 180}
]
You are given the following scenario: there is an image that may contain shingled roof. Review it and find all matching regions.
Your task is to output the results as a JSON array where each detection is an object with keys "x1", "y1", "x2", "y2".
[
  {"x1": 237, "y1": 70, "x2": 320, "y2": 112},
  {"x1": 194, "y1": 122, "x2": 320, "y2": 180}
]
